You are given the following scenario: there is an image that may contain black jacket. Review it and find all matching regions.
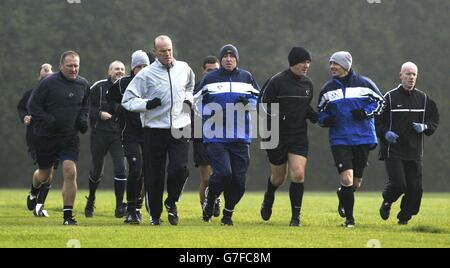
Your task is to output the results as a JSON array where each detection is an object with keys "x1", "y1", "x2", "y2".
[
  {"x1": 376, "y1": 85, "x2": 439, "y2": 160},
  {"x1": 258, "y1": 69, "x2": 316, "y2": 143},
  {"x1": 106, "y1": 74, "x2": 143, "y2": 139},
  {"x1": 89, "y1": 78, "x2": 119, "y2": 132},
  {"x1": 28, "y1": 72, "x2": 90, "y2": 137},
  {"x1": 17, "y1": 88, "x2": 35, "y2": 149}
]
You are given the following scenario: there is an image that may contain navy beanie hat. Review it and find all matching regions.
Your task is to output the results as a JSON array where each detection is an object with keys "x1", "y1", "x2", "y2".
[
  {"x1": 288, "y1": 47, "x2": 312, "y2": 66},
  {"x1": 220, "y1": 44, "x2": 239, "y2": 62}
]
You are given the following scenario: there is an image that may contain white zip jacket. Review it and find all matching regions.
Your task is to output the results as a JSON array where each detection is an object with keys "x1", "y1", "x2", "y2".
[{"x1": 122, "y1": 59, "x2": 195, "y2": 129}]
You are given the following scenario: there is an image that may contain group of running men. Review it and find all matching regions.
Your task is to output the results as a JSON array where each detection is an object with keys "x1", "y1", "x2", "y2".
[{"x1": 19, "y1": 35, "x2": 439, "y2": 227}]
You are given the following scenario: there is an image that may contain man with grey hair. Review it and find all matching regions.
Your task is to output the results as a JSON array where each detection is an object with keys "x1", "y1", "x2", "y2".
[
  {"x1": 318, "y1": 51, "x2": 384, "y2": 228},
  {"x1": 122, "y1": 35, "x2": 195, "y2": 226},
  {"x1": 377, "y1": 62, "x2": 439, "y2": 225},
  {"x1": 85, "y1": 61, "x2": 127, "y2": 218}
]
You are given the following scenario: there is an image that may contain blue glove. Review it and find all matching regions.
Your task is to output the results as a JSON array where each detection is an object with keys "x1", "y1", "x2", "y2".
[
  {"x1": 385, "y1": 131, "x2": 399, "y2": 144},
  {"x1": 412, "y1": 122, "x2": 428, "y2": 133}
]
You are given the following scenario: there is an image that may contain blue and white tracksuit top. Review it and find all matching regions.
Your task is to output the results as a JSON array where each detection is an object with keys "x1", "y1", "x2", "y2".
[
  {"x1": 194, "y1": 67, "x2": 260, "y2": 144},
  {"x1": 317, "y1": 70, "x2": 384, "y2": 147}
]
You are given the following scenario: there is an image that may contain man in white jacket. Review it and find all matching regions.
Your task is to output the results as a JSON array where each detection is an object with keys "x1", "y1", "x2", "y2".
[{"x1": 122, "y1": 35, "x2": 195, "y2": 225}]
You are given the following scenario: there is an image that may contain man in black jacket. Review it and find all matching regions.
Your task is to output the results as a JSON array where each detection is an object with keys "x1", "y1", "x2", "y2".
[
  {"x1": 258, "y1": 47, "x2": 318, "y2": 226},
  {"x1": 377, "y1": 62, "x2": 439, "y2": 225},
  {"x1": 27, "y1": 51, "x2": 90, "y2": 225},
  {"x1": 106, "y1": 50, "x2": 152, "y2": 224},
  {"x1": 84, "y1": 61, "x2": 127, "y2": 218},
  {"x1": 20, "y1": 63, "x2": 53, "y2": 217}
]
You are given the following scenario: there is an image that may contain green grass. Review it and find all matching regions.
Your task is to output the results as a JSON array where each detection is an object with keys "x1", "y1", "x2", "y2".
[{"x1": 0, "y1": 190, "x2": 449, "y2": 248}]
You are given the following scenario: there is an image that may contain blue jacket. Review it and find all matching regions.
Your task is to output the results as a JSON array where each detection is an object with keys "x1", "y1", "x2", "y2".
[
  {"x1": 317, "y1": 70, "x2": 384, "y2": 147},
  {"x1": 195, "y1": 67, "x2": 260, "y2": 144}
]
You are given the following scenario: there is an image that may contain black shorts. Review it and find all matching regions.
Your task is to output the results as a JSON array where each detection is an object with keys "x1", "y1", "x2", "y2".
[
  {"x1": 193, "y1": 139, "x2": 210, "y2": 167},
  {"x1": 266, "y1": 140, "x2": 308, "y2": 166},
  {"x1": 331, "y1": 144, "x2": 370, "y2": 178},
  {"x1": 35, "y1": 135, "x2": 80, "y2": 169}
]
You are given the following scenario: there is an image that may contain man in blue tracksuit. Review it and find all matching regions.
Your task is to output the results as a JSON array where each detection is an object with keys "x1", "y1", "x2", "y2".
[
  {"x1": 196, "y1": 44, "x2": 260, "y2": 225},
  {"x1": 318, "y1": 51, "x2": 384, "y2": 228}
]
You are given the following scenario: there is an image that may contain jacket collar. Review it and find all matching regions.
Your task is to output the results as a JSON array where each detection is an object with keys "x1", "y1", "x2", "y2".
[
  {"x1": 219, "y1": 66, "x2": 238, "y2": 75},
  {"x1": 155, "y1": 58, "x2": 176, "y2": 69},
  {"x1": 398, "y1": 84, "x2": 416, "y2": 95}
]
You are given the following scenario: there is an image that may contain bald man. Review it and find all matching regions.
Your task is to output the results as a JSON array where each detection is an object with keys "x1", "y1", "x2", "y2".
[
  {"x1": 376, "y1": 62, "x2": 439, "y2": 225},
  {"x1": 122, "y1": 35, "x2": 195, "y2": 225},
  {"x1": 85, "y1": 61, "x2": 127, "y2": 218}
]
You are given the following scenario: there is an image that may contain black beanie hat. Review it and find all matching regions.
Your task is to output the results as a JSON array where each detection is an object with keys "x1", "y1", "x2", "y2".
[
  {"x1": 288, "y1": 47, "x2": 312, "y2": 66},
  {"x1": 220, "y1": 44, "x2": 239, "y2": 62}
]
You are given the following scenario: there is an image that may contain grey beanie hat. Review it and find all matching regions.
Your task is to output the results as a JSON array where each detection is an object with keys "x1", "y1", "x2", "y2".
[
  {"x1": 219, "y1": 44, "x2": 239, "y2": 62},
  {"x1": 330, "y1": 51, "x2": 352, "y2": 71},
  {"x1": 131, "y1": 50, "x2": 150, "y2": 70}
]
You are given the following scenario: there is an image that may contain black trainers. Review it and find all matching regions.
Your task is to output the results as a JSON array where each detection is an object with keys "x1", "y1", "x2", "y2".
[
  {"x1": 221, "y1": 216, "x2": 234, "y2": 226},
  {"x1": 343, "y1": 218, "x2": 355, "y2": 228},
  {"x1": 27, "y1": 193, "x2": 37, "y2": 211},
  {"x1": 202, "y1": 197, "x2": 215, "y2": 222},
  {"x1": 63, "y1": 217, "x2": 78, "y2": 225},
  {"x1": 379, "y1": 201, "x2": 391, "y2": 220},
  {"x1": 337, "y1": 189, "x2": 346, "y2": 218},
  {"x1": 289, "y1": 217, "x2": 301, "y2": 227},
  {"x1": 213, "y1": 197, "x2": 221, "y2": 217},
  {"x1": 115, "y1": 203, "x2": 127, "y2": 218},
  {"x1": 164, "y1": 199, "x2": 179, "y2": 225},
  {"x1": 260, "y1": 192, "x2": 274, "y2": 221},
  {"x1": 84, "y1": 196, "x2": 95, "y2": 218},
  {"x1": 124, "y1": 211, "x2": 141, "y2": 224},
  {"x1": 398, "y1": 220, "x2": 408, "y2": 225},
  {"x1": 151, "y1": 218, "x2": 162, "y2": 225}
]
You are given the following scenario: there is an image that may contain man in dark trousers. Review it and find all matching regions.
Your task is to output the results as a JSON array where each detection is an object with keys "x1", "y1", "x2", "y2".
[
  {"x1": 377, "y1": 62, "x2": 439, "y2": 225},
  {"x1": 196, "y1": 44, "x2": 260, "y2": 226},
  {"x1": 27, "y1": 51, "x2": 90, "y2": 225},
  {"x1": 193, "y1": 55, "x2": 221, "y2": 218},
  {"x1": 20, "y1": 63, "x2": 54, "y2": 217},
  {"x1": 258, "y1": 47, "x2": 318, "y2": 226},
  {"x1": 84, "y1": 61, "x2": 127, "y2": 218},
  {"x1": 317, "y1": 51, "x2": 384, "y2": 228},
  {"x1": 122, "y1": 35, "x2": 194, "y2": 226},
  {"x1": 107, "y1": 50, "x2": 152, "y2": 224}
]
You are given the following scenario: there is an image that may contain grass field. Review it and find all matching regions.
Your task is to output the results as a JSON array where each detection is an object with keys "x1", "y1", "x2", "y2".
[{"x1": 0, "y1": 190, "x2": 449, "y2": 248}]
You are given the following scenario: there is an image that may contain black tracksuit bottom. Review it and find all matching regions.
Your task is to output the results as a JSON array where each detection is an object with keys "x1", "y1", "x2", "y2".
[
  {"x1": 123, "y1": 133, "x2": 144, "y2": 212},
  {"x1": 143, "y1": 128, "x2": 189, "y2": 220},
  {"x1": 382, "y1": 158, "x2": 423, "y2": 221}
]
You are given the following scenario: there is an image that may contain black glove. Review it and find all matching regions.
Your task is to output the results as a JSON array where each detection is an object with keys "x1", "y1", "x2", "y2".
[
  {"x1": 77, "y1": 120, "x2": 88, "y2": 134},
  {"x1": 351, "y1": 109, "x2": 369, "y2": 121},
  {"x1": 323, "y1": 115, "x2": 336, "y2": 128},
  {"x1": 146, "y1": 98, "x2": 161, "y2": 110},
  {"x1": 306, "y1": 106, "x2": 319, "y2": 124},
  {"x1": 235, "y1": 96, "x2": 249, "y2": 106},
  {"x1": 182, "y1": 100, "x2": 192, "y2": 114},
  {"x1": 115, "y1": 104, "x2": 127, "y2": 116}
]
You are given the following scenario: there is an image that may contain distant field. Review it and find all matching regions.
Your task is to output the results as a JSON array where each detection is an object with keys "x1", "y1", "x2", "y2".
[{"x1": 0, "y1": 190, "x2": 449, "y2": 248}]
